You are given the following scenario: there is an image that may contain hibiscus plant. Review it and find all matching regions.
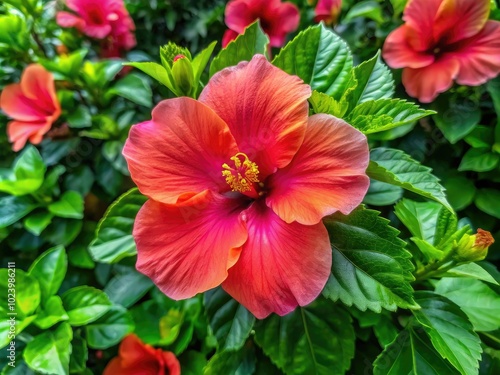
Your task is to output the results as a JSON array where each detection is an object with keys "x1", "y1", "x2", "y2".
[{"x1": 0, "y1": 0, "x2": 499, "y2": 374}]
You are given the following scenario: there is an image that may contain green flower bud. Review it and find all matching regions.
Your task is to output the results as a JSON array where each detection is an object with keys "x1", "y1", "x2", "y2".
[
  {"x1": 171, "y1": 54, "x2": 195, "y2": 97},
  {"x1": 454, "y1": 228, "x2": 494, "y2": 262}
]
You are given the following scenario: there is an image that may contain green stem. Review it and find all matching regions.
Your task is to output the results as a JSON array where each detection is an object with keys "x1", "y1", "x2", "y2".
[{"x1": 413, "y1": 250, "x2": 456, "y2": 282}]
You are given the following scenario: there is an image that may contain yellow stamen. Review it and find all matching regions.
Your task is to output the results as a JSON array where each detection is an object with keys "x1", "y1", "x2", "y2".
[{"x1": 222, "y1": 153, "x2": 260, "y2": 193}]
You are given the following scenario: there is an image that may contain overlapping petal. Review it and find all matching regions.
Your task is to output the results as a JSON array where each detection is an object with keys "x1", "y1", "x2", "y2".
[
  {"x1": 222, "y1": 201, "x2": 331, "y2": 319},
  {"x1": 0, "y1": 85, "x2": 46, "y2": 122},
  {"x1": 383, "y1": 26, "x2": 435, "y2": 69},
  {"x1": 199, "y1": 55, "x2": 311, "y2": 177},
  {"x1": 123, "y1": 98, "x2": 239, "y2": 204},
  {"x1": 266, "y1": 114, "x2": 369, "y2": 225},
  {"x1": 20, "y1": 65, "x2": 60, "y2": 116},
  {"x1": 56, "y1": 11, "x2": 85, "y2": 30},
  {"x1": 134, "y1": 191, "x2": 248, "y2": 301},
  {"x1": 7, "y1": 121, "x2": 51, "y2": 152},
  {"x1": 402, "y1": 0, "x2": 442, "y2": 51},
  {"x1": 266, "y1": 2, "x2": 300, "y2": 47}
]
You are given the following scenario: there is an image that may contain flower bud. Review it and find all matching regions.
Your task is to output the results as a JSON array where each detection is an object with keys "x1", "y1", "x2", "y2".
[
  {"x1": 171, "y1": 54, "x2": 195, "y2": 96},
  {"x1": 454, "y1": 228, "x2": 494, "y2": 262}
]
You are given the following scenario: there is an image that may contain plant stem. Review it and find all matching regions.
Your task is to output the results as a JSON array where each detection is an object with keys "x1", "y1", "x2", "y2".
[{"x1": 413, "y1": 250, "x2": 456, "y2": 282}]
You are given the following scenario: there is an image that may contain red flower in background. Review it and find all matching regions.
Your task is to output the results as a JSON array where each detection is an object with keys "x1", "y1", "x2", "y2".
[
  {"x1": 57, "y1": 0, "x2": 136, "y2": 57},
  {"x1": 123, "y1": 55, "x2": 369, "y2": 319},
  {"x1": 223, "y1": 0, "x2": 300, "y2": 48},
  {"x1": 103, "y1": 334, "x2": 180, "y2": 375},
  {"x1": 0, "y1": 65, "x2": 60, "y2": 152},
  {"x1": 383, "y1": 0, "x2": 500, "y2": 103},
  {"x1": 314, "y1": 0, "x2": 342, "y2": 25}
]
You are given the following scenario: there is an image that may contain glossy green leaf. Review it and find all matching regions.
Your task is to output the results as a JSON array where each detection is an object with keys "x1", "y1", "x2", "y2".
[
  {"x1": 444, "y1": 263, "x2": 499, "y2": 285},
  {"x1": 61, "y1": 286, "x2": 112, "y2": 326},
  {"x1": 28, "y1": 246, "x2": 67, "y2": 302},
  {"x1": 344, "y1": 1, "x2": 385, "y2": 23},
  {"x1": 23, "y1": 211, "x2": 53, "y2": 236},
  {"x1": 413, "y1": 291, "x2": 482, "y2": 375},
  {"x1": 394, "y1": 199, "x2": 442, "y2": 244},
  {"x1": 67, "y1": 105, "x2": 91, "y2": 128},
  {"x1": 273, "y1": 24, "x2": 352, "y2": 99},
  {"x1": 210, "y1": 22, "x2": 268, "y2": 77},
  {"x1": 69, "y1": 333, "x2": 88, "y2": 374},
  {"x1": 368, "y1": 148, "x2": 452, "y2": 210},
  {"x1": 104, "y1": 270, "x2": 153, "y2": 308},
  {"x1": 192, "y1": 41, "x2": 217, "y2": 92},
  {"x1": 255, "y1": 299, "x2": 355, "y2": 375},
  {"x1": 33, "y1": 295, "x2": 69, "y2": 329},
  {"x1": 0, "y1": 269, "x2": 40, "y2": 319},
  {"x1": 204, "y1": 288, "x2": 255, "y2": 351},
  {"x1": 124, "y1": 62, "x2": 172, "y2": 88},
  {"x1": 0, "y1": 196, "x2": 38, "y2": 228},
  {"x1": 459, "y1": 148, "x2": 500, "y2": 172},
  {"x1": 475, "y1": 189, "x2": 500, "y2": 219},
  {"x1": 40, "y1": 49, "x2": 87, "y2": 79},
  {"x1": 363, "y1": 179, "x2": 403, "y2": 206},
  {"x1": 465, "y1": 126, "x2": 494, "y2": 148},
  {"x1": 443, "y1": 175, "x2": 476, "y2": 211},
  {"x1": 107, "y1": 73, "x2": 152, "y2": 107},
  {"x1": 180, "y1": 351, "x2": 208, "y2": 375},
  {"x1": 323, "y1": 207, "x2": 417, "y2": 312},
  {"x1": 204, "y1": 344, "x2": 256, "y2": 375},
  {"x1": 309, "y1": 90, "x2": 348, "y2": 118},
  {"x1": 433, "y1": 101, "x2": 480, "y2": 144},
  {"x1": 24, "y1": 322, "x2": 73, "y2": 375},
  {"x1": 89, "y1": 188, "x2": 147, "y2": 263},
  {"x1": 85, "y1": 305, "x2": 134, "y2": 349},
  {"x1": 0, "y1": 146, "x2": 46, "y2": 196},
  {"x1": 0, "y1": 15, "x2": 29, "y2": 51},
  {"x1": 0, "y1": 315, "x2": 36, "y2": 350}
]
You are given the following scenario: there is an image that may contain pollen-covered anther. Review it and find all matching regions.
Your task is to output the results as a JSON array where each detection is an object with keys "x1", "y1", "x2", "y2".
[{"x1": 222, "y1": 153, "x2": 260, "y2": 194}]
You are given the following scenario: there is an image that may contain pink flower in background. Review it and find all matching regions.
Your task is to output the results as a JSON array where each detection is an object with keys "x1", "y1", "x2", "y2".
[
  {"x1": 0, "y1": 65, "x2": 60, "y2": 152},
  {"x1": 223, "y1": 0, "x2": 300, "y2": 48},
  {"x1": 314, "y1": 0, "x2": 342, "y2": 25},
  {"x1": 123, "y1": 55, "x2": 369, "y2": 319},
  {"x1": 383, "y1": 0, "x2": 500, "y2": 103},
  {"x1": 57, "y1": 0, "x2": 136, "y2": 56}
]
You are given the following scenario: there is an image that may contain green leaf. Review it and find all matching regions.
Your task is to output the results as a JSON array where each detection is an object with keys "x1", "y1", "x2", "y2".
[
  {"x1": 24, "y1": 322, "x2": 73, "y2": 375},
  {"x1": 435, "y1": 278, "x2": 500, "y2": 332},
  {"x1": 443, "y1": 175, "x2": 476, "y2": 211},
  {"x1": 373, "y1": 326, "x2": 460, "y2": 375},
  {"x1": 255, "y1": 299, "x2": 355, "y2": 375},
  {"x1": 368, "y1": 148, "x2": 452, "y2": 210},
  {"x1": 85, "y1": 305, "x2": 134, "y2": 349},
  {"x1": 67, "y1": 105, "x2": 91, "y2": 128},
  {"x1": 475, "y1": 189, "x2": 500, "y2": 219},
  {"x1": 61, "y1": 286, "x2": 112, "y2": 326},
  {"x1": 444, "y1": 263, "x2": 499, "y2": 285},
  {"x1": 0, "y1": 269, "x2": 40, "y2": 319},
  {"x1": 413, "y1": 291, "x2": 482, "y2": 375},
  {"x1": 0, "y1": 15, "x2": 29, "y2": 51},
  {"x1": 89, "y1": 188, "x2": 147, "y2": 263},
  {"x1": 309, "y1": 90, "x2": 348, "y2": 118},
  {"x1": 323, "y1": 207, "x2": 417, "y2": 312},
  {"x1": 411, "y1": 237, "x2": 443, "y2": 262},
  {"x1": 34, "y1": 295, "x2": 69, "y2": 329},
  {"x1": 123, "y1": 62, "x2": 172, "y2": 88},
  {"x1": 273, "y1": 24, "x2": 352, "y2": 99},
  {"x1": 204, "y1": 344, "x2": 256, "y2": 375},
  {"x1": 210, "y1": 22, "x2": 269, "y2": 77},
  {"x1": 0, "y1": 315, "x2": 36, "y2": 350},
  {"x1": 107, "y1": 73, "x2": 152, "y2": 107},
  {"x1": 459, "y1": 148, "x2": 500, "y2": 172},
  {"x1": 0, "y1": 146, "x2": 46, "y2": 196},
  {"x1": 434, "y1": 208, "x2": 458, "y2": 247},
  {"x1": 433, "y1": 101, "x2": 480, "y2": 144},
  {"x1": 192, "y1": 41, "x2": 217, "y2": 92},
  {"x1": 40, "y1": 49, "x2": 88, "y2": 80},
  {"x1": 204, "y1": 288, "x2": 255, "y2": 351},
  {"x1": 394, "y1": 199, "x2": 443, "y2": 244},
  {"x1": 344, "y1": 1, "x2": 384, "y2": 23},
  {"x1": 0, "y1": 196, "x2": 38, "y2": 228},
  {"x1": 390, "y1": 0, "x2": 408, "y2": 15},
  {"x1": 104, "y1": 270, "x2": 153, "y2": 308},
  {"x1": 347, "y1": 99, "x2": 435, "y2": 134},
  {"x1": 28, "y1": 246, "x2": 67, "y2": 302},
  {"x1": 179, "y1": 351, "x2": 208, "y2": 375},
  {"x1": 363, "y1": 179, "x2": 403, "y2": 206},
  {"x1": 23, "y1": 211, "x2": 53, "y2": 236},
  {"x1": 465, "y1": 126, "x2": 494, "y2": 148},
  {"x1": 69, "y1": 333, "x2": 88, "y2": 374}
]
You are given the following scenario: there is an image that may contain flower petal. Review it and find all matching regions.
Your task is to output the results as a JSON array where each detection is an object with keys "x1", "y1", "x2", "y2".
[
  {"x1": 20, "y1": 65, "x2": 60, "y2": 117},
  {"x1": 224, "y1": 0, "x2": 257, "y2": 32},
  {"x1": 266, "y1": 114, "x2": 369, "y2": 225},
  {"x1": 157, "y1": 351, "x2": 181, "y2": 375},
  {"x1": 0, "y1": 85, "x2": 45, "y2": 122},
  {"x1": 222, "y1": 29, "x2": 239, "y2": 47},
  {"x1": 383, "y1": 26, "x2": 435, "y2": 69},
  {"x1": 123, "y1": 98, "x2": 239, "y2": 204},
  {"x1": 134, "y1": 190, "x2": 248, "y2": 300},
  {"x1": 267, "y1": 2, "x2": 300, "y2": 47},
  {"x1": 103, "y1": 335, "x2": 159, "y2": 375},
  {"x1": 56, "y1": 11, "x2": 85, "y2": 30},
  {"x1": 451, "y1": 21, "x2": 500, "y2": 86},
  {"x1": 222, "y1": 201, "x2": 331, "y2": 319},
  {"x1": 199, "y1": 55, "x2": 311, "y2": 177},
  {"x1": 402, "y1": 56, "x2": 460, "y2": 103},
  {"x1": 7, "y1": 120, "x2": 51, "y2": 152},
  {"x1": 402, "y1": 0, "x2": 442, "y2": 51},
  {"x1": 434, "y1": 0, "x2": 490, "y2": 44}
]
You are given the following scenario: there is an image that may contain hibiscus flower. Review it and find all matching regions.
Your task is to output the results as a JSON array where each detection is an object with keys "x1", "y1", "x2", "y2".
[
  {"x1": 314, "y1": 0, "x2": 342, "y2": 25},
  {"x1": 383, "y1": 0, "x2": 500, "y2": 102},
  {"x1": 223, "y1": 0, "x2": 300, "y2": 48},
  {"x1": 103, "y1": 334, "x2": 180, "y2": 375},
  {"x1": 123, "y1": 55, "x2": 369, "y2": 319},
  {"x1": 0, "y1": 65, "x2": 61, "y2": 151}
]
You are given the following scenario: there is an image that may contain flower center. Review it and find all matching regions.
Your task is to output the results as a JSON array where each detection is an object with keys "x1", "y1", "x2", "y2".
[{"x1": 222, "y1": 153, "x2": 261, "y2": 198}]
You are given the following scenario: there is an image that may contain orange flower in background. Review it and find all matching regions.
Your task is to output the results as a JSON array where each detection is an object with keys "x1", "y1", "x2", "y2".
[
  {"x1": 0, "y1": 65, "x2": 61, "y2": 152},
  {"x1": 223, "y1": 0, "x2": 300, "y2": 47},
  {"x1": 123, "y1": 55, "x2": 370, "y2": 319},
  {"x1": 314, "y1": 0, "x2": 342, "y2": 25},
  {"x1": 383, "y1": 0, "x2": 500, "y2": 103},
  {"x1": 103, "y1": 334, "x2": 180, "y2": 375}
]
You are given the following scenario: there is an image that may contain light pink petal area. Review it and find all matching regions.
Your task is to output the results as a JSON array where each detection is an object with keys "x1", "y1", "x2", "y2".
[
  {"x1": 199, "y1": 55, "x2": 311, "y2": 177},
  {"x1": 383, "y1": 26, "x2": 435, "y2": 69},
  {"x1": 224, "y1": 0, "x2": 256, "y2": 32},
  {"x1": 266, "y1": 114, "x2": 369, "y2": 225},
  {"x1": 451, "y1": 21, "x2": 500, "y2": 86},
  {"x1": 0, "y1": 85, "x2": 45, "y2": 122},
  {"x1": 56, "y1": 11, "x2": 85, "y2": 30},
  {"x1": 7, "y1": 121, "x2": 51, "y2": 152},
  {"x1": 123, "y1": 98, "x2": 239, "y2": 204},
  {"x1": 134, "y1": 191, "x2": 248, "y2": 301},
  {"x1": 222, "y1": 201, "x2": 332, "y2": 319},
  {"x1": 402, "y1": 56, "x2": 460, "y2": 103}
]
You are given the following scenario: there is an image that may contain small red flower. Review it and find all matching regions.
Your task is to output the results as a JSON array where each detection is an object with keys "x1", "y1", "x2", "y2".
[
  {"x1": 123, "y1": 55, "x2": 370, "y2": 319},
  {"x1": 103, "y1": 334, "x2": 180, "y2": 375},
  {"x1": 314, "y1": 0, "x2": 342, "y2": 25},
  {"x1": 223, "y1": 0, "x2": 300, "y2": 48},
  {"x1": 0, "y1": 65, "x2": 61, "y2": 152},
  {"x1": 57, "y1": 0, "x2": 136, "y2": 57},
  {"x1": 383, "y1": 0, "x2": 500, "y2": 102}
]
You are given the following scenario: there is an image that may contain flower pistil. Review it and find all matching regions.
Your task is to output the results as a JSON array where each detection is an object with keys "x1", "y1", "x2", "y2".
[{"x1": 222, "y1": 152, "x2": 261, "y2": 198}]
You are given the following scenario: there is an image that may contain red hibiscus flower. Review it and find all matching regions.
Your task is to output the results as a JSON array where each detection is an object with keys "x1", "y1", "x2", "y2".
[
  {"x1": 383, "y1": 0, "x2": 500, "y2": 103},
  {"x1": 0, "y1": 65, "x2": 61, "y2": 152},
  {"x1": 223, "y1": 0, "x2": 300, "y2": 48},
  {"x1": 103, "y1": 334, "x2": 180, "y2": 375},
  {"x1": 123, "y1": 55, "x2": 369, "y2": 319},
  {"x1": 314, "y1": 0, "x2": 342, "y2": 25},
  {"x1": 57, "y1": 0, "x2": 136, "y2": 57}
]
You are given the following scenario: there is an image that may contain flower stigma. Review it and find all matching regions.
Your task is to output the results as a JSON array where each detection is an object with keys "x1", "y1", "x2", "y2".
[{"x1": 222, "y1": 153, "x2": 261, "y2": 198}]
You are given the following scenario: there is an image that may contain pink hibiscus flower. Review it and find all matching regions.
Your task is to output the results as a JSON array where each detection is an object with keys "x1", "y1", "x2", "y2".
[
  {"x1": 0, "y1": 65, "x2": 61, "y2": 152},
  {"x1": 223, "y1": 0, "x2": 300, "y2": 48},
  {"x1": 383, "y1": 0, "x2": 500, "y2": 103},
  {"x1": 314, "y1": 0, "x2": 342, "y2": 25},
  {"x1": 123, "y1": 55, "x2": 369, "y2": 319},
  {"x1": 57, "y1": 0, "x2": 136, "y2": 56}
]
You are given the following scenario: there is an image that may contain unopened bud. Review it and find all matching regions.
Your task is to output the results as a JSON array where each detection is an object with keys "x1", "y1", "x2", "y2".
[
  {"x1": 455, "y1": 228, "x2": 494, "y2": 262},
  {"x1": 171, "y1": 55, "x2": 194, "y2": 96}
]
